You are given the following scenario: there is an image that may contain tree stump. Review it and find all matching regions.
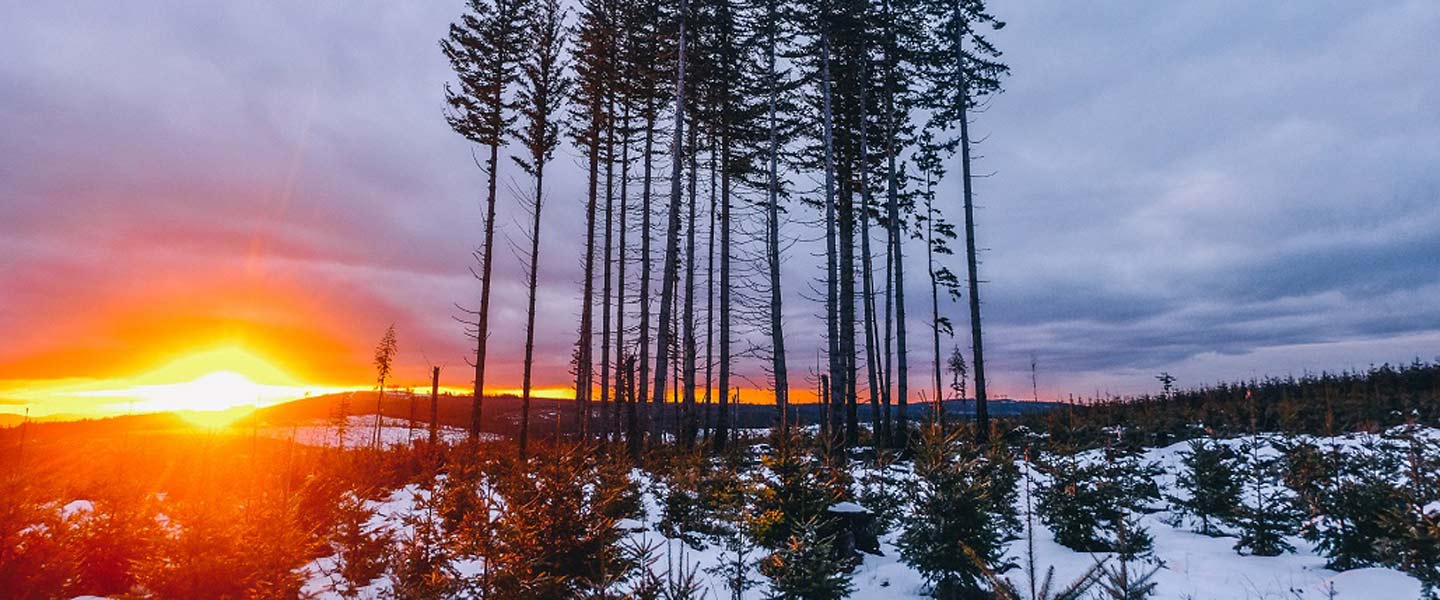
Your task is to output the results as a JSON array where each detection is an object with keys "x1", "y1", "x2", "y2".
[{"x1": 826, "y1": 501, "x2": 881, "y2": 559}]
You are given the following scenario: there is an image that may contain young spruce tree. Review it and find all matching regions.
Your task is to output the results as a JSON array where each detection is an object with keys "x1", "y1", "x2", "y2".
[
  {"x1": 899, "y1": 424, "x2": 1015, "y2": 599},
  {"x1": 1169, "y1": 439, "x2": 1241, "y2": 536}
]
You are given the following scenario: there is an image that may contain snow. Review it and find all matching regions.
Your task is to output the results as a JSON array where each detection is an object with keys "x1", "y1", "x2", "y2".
[
  {"x1": 828, "y1": 501, "x2": 868, "y2": 514},
  {"x1": 61, "y1": 499, "x2": 94, "y2": 519},
  {"x1": 1323, "y1": 567, "x2": 1423, "y2": 599},
  {"x1": 295, "y1": 429, "x2": 1432, "y2": 599},
  {"x1": 261, "y1": 415, "x2": 491, "y2": 449}
]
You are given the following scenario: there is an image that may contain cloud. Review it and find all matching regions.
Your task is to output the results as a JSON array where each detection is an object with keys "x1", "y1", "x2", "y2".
[{"x1": 0, "y1": 0, "x2": 1436, "y2": 404}]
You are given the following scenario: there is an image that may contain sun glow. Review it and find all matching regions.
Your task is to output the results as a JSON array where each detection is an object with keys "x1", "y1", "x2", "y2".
[{"x1": 6, "y1": 346, "x2": 347, "y2": 424}]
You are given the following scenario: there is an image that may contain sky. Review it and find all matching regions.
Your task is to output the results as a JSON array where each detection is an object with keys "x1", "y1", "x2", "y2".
[{"x1": 1, "y1": 1, "x2": 1437, "y2": 417}]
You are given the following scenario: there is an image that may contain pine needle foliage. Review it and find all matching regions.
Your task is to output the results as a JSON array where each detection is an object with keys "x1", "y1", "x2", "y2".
[
  {"x1": 1169, "y1": 439, "x2": 1242, "y2": 536},
  {"x1": 898, "y1": 424, "x2": 1016, "y2": 599}
]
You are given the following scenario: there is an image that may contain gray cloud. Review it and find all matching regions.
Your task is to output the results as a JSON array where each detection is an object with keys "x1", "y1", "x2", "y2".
[{"x1": 0, "y1": 0, "x2": 1436, "y2": 399}]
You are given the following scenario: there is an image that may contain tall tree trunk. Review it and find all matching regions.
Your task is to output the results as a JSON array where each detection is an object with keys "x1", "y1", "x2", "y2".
[
  {"x1": 763, "y1": 9, "x2": 790, "y2": 435},
  {"x1": 429, "y1": 366, "x2": 440, "y2": 446},
  {"x1": 861, "y1": 207, "x2": 882, "y2": 446},
  {"x1": 704, "y1": 138, "x2": 716, "y2": 444},
  {"x1": 626, "y1": 356, "x2": 640, "y2": 455},
  {"x1": 928, "y1": 190, "x2": 943, "y2": 420},
  {"x1": 716, "y1": 118, "x2": 732, "y2": 451},
  {"x1": 820, "y1": 20, "x2": 842, "y2": 452},
  {"x1": 869, "y1": 0, "x2": 892, "y2": 443},
  {"x1": 372, "y1": 382, "x2": 384, "y2": 449},
  {"x1": 681, "y1": 122, "x2": 700, "y2": 448},
  {"x1": 519, "y1": 161, "x2": 549, "y2": 457},
  {"x1": 614, "y1": 101, "x2": 632, "y2": 443},
  {"x1": 600, "y1": 98, "x2": 616, "y2": 442},
  {"x1": 471, "y1": 140, "x2": 502, "y2": 442},
  {"x1": 858, "y1": 60, "x2": 882, "y2": 448},
  {"x1": 578, "y1": 125, "x2": 600, "y2": 439},
  {"x1": 885, "y1": 92, "x2": 908, "y2": 448},
  {"x1": 954, "y1": 26, "x2": 989, "y2": 442},
  {"x1": 639, "y1": 107, "x2": 657, "y2": 445},
  {"x1": 959, "y1": 86, "x2": 988, "y2": 442},
  {"x1": 835, "y1": 125, "x2": 852, "y2": 443},
  {"x1": 881, "y1": 228, "x2": 893, "y2": 441},
  {"x1": 650, "y1": 0, "x2": 687, "y2": 443}
]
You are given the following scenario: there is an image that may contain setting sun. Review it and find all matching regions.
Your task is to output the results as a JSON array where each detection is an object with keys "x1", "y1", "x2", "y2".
[{"x1": 3, "y1": 346, "x2": 346, "y2": 422}]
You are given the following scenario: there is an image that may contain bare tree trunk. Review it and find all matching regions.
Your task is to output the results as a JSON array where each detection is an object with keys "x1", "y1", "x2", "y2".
[
  {"x1": 577, "y1": 126, "x2": 600, "y2": 439},
  {"x1": 407, "y1": 389, "x2": 416, "y2": 445},
  {"x1": 820, "y1": 21, "x2": 842, "y2": 452},
  {"x1": 956, "y1": 41, "x2": 989, "y2": 442},
  {"x1": 372, "y1": 384, "x2": 384, "y2": 449},
  {"x1": 840, "y1": 183, "x2": 858, "y2": 449},
  {"x1": 600, "y1": 98, "x2": 616, "y2": 442},
  {"x1": 881, "y1": 213, "x2": 893, "y2": 442},
  {"x1": 471, "y1": 140, "x2": 502, "y2": 441},
  {"x1": 927, "y1": 189, "x2": 943, "y2": 419},
  {"x1": 704, "y1": 138, "x2": 716, "y2": 445},
  {"x1": 650, "y1": 0, "x2": 687, "y2": 443},
  {"x1": 519, "y1": 160, "x2": 549, "y2": 458},
  {"x1": 639, "y1": 106, "x2": 657, "y2": 445},
  {"x1": 682, "y1": 122, "x2": 700, "y2": 448},
  {"x1": 716, "y1": 118, "x2": 732, "y2": 452},
  {"x1": 886, "y1": 96, "x2": 908, "y2": 449},
  {"x1": 858, "y1": 60, "x2": 882, "y2": 448},
  {"x1": 626, "y1": 356, "x2": 641, "y2": 456},
  {"x1": 614, "y1": 101, "x2": 632, "y2": 443},
  {"x1": 429, "y1": 366, "x2": 440, "y2": 446},
  {"x1": 763, "y1": 8, "x2": 789, "y2": 435}
]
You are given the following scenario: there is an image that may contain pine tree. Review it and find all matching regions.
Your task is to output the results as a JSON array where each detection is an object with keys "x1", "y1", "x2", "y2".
[
  {"x1": 440, "y1": 0, "x2": 527, "y2": 441},
  {"x1": 857, "y1": 447, "x2": 906, "y2": 532},
  {"x1": 1038, "y1": 446, "x2": 1159, "y2": 554},
  {"x1": 915, "y1": 126, "x2": 962, "y2": 421},
  {"x1": 570, "y1": 0, "x2": 617, "y2": 438},
  {"x1": 1169, "y1": 439, "x2": 1241, "y2": 536},
  {"x1": 927, "y1": 0, "x2": 1009, "y2": 443},
  {"x1": 1093, "y1": 515, "x2": 1158, "y2": 600},
  {"x1": 745, "y1": 0, "x2": 799, "y2": 437},
  {"x1": 940, "y1": 343, "x2": 965, "y2": 423},
  {"x1": 628, "y1": 0, "x2": 676, "y2": 452},
  {"x1": 488, "y1": 445, "x2": 632, "y2": 596},
  {"x1": 985, "y1": 450, "x2": 1106, "y2": 600},
  {"x1": 371, "y1": 324, "x2": 398, "y2": 449},
  {"x1": 983, "y1": 439, "x2": 1022, "y2": 539},
  {"x1": 899, "y1": 425, "x2": 1015, "y2": 599},
  {"x1": 512, "y1": 0, "x2": 570, "y2": 457},
  {"x1": 878, "y1": 0, "x2": 934, "y2": 446},
  {"x1": 659, "y1": 450, "x2": 715, "y2": 548},
  {"x1": 1232, "y1": 434, "x2": 1299, "y2": 556},
  {"x1": 1380, "y1": 423, "x2": 1440, "y2": 595},
  {"x1": 759, "y1": 517, "x2": 855, "y2": 600},
  {"x1": 386, "y1": 487, "x2": 459, "y2": 600},
  {"x1": 650, "y1": 0, "x2": 690, "y2": 445},
  {"x1": 749, "y1": 436, "x2": 847, "y2": 551},
  {"x1": 1302, "y1": 437, "x2": 1403, "y2": 570},
  {"x1": 324, "y1": 492, "x2": 390, "y2": 598}
]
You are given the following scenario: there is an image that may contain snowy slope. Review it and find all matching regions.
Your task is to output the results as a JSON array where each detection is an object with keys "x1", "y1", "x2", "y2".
[{"x1": 292, "y1": 430, "x2": 1428, "y2": 600}]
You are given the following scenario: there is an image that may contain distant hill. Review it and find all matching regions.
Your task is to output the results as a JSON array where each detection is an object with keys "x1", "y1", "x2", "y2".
[
  {"x1": 0, "y1": 411, "x2": 91, "y2": 429},
  {"x1": 254, "y1": 391, "x2": 1062, "y2": 434},
  {"x1": 0, "y1": 391, "x2": 1062, "y2": 438},
  {"x1": 254, "y1": 390, "x2": 570, "y2": 434}
]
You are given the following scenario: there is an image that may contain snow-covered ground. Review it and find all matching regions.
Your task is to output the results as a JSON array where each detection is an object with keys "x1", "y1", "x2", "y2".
[
  {"x1": 291, "y1": 428, "x2": 1429, "y2": 600},
  {"x1": 260, "y1": 415, "x2": 490, "y2": 449}
]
